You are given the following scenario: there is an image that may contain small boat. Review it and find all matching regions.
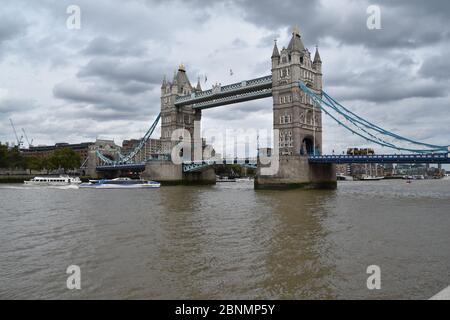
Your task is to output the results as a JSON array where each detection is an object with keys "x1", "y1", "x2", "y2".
[
  {"x1": 79, "y1": 177, "x2": 160, "y2": 189},
  {"x1": 337, "y1": 174, "x2": 354, "y2": 181},
  {"x1": 235, "y1": 177, "x2": 253, "y2": 182},
  {"x1": 24, "y1": 175, "x2": 82, "y2": 186},
  {"x1": 216, "y1": 176, "x2": 236, "y2": 182},
  {"x1": 360, "y1": 175, "x2": 384, "y2": 181}
]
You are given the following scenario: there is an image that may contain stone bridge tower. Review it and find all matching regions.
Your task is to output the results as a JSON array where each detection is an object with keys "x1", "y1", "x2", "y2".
[
  {"x1": 143, "y1": 65, "x2": 215, "y2": 185},
  {"x1": 160, "y1": 64, "x2": 202, "y2": 157},
  {"x1": 271, "y1": 26, "x2": 323, "y2": 157},
  {"x1": 255, "y1": 27, "x2": 336, "y2": 189}
]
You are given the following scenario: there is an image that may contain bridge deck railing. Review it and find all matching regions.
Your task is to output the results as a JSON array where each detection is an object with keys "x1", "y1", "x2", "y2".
[
  {"x1": 175, "y1": 75, "x2": 272, "y2": 106},
  {"x1": 309, "y1": 153, "x2": 450, "y2": 163}
]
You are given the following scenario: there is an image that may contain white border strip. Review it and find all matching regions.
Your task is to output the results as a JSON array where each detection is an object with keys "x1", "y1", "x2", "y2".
[{"x1": 430, "y1": 285, "x2": 450, "y2": 300}]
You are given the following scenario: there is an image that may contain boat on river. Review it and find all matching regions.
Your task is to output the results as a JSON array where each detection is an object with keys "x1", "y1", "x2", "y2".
[
  {"x1": 216, "y1": 176, "x2": 236, "y2": 182},
  {"x1": 79, "y1": 177, "x2": 160, "y2": 189},
  {"x1": 24, "y1": 175, "x2": 82, "y2": 186},
  {"x1": 360, "y1": 175, "x2": 384, "y2": 181}
]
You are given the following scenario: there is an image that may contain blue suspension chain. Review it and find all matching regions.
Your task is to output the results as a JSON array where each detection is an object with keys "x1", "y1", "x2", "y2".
[
  {"x1": 298, "y1": 82, "x2": 445, "y2": 153},
  {"x1": 321, "y1": 90, "x2": 446, "y2": 150},
  {"x1": 97, "y1": 113, "x2": 161, "y2": 165}
]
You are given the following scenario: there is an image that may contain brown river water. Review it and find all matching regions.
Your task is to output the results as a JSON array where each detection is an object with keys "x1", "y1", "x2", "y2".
[{"x1": 0, "y1": 179, "x2": 449, "y2": 299}]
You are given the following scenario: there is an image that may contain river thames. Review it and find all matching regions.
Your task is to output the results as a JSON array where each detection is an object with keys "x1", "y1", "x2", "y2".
[{"x1": 0, "y1": 179, "x2": 449, "y2": 299}]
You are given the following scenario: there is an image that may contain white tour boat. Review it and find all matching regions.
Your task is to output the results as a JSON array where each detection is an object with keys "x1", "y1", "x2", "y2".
[{"x1": 24, "y1": 175, "x2": 82, "y2": 186}]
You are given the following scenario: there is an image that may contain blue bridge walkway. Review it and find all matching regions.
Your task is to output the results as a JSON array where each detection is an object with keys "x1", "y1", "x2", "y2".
[
  {"x1": 96, "y1": 153, "x2": 450, "y2": 172},
  {"x1": 309, "y1": 153, "x2": 450, "y2": 164}
]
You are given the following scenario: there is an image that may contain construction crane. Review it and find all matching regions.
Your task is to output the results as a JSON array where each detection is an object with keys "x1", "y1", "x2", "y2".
[
  {"x1": 22, "y1": 128, "x2": 33, "y2": 148},
  {"x1": 9, "y1": 118, "x2": 23, "y2": 147}
]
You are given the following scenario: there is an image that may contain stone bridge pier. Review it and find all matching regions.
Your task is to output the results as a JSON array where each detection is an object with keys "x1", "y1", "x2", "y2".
[
  {"x1": 255, "y1": 154, "x2": 336, "y2": 190},
  {"x1": 142, "y1": 160, "x2": 216, "y2": 185}
]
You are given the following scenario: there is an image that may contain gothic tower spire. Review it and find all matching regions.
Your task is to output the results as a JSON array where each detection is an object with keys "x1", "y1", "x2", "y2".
[{"x1": 271, "y1": 39, "x2": 280, "y2": 58}]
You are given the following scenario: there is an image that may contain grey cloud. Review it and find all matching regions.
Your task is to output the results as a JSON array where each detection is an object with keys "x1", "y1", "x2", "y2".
[
  {"x1": 0, "y1": 14, "x2": 27, "y2": 44},
  {"x1": 0, "y1": 98, "x2": 36, "y2": 115},
  {"x1": 52, "y1": 79, "x2": 161, "y2": 122},
  {"x1": 82, "y1": 36, "x2": 147, "y2": 57},
  {"x1": 53, "y1": 82, "x2": 108, "y2": 105},
  {"x1": 333, "y1": 82, "x2": 446, "y2": 104},
  {"x1": 327, "y1": 76, "x2": 447, "y2": 103},
  {"x1": 231, "y1": 38, "x2": 248, "y2": 48},
  {"x1": 419, "y1": 54, "x2": 450, "y2": 81},
  {"x1": 0, "y1": 11, "x2": 28, "y2": 61},
  {"x1": 77, "y1": 57, "x2": 168, "y2": 85},
  {"x1": 118, "y1": 82, "x2": 152, "y2": 95},
  {"x1": 227, "y1": 0, "x2": 450, "y2": 50},
  {"x1": 377, "y1": 0, "x2": 450, "y2": 18},
  {"x1": 324, "y1": 54, "x2": 448, "y2": 103}
]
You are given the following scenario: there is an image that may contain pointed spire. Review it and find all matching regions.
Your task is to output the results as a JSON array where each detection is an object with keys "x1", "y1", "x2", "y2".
[
  {"x1": 196, "y1": 77, "x2": 202, "y2": 91},
  {"x1": 161, "y1": 75, "x2": 167, "y2": 89},
  {"x1": 172, "y1": 69, "x2": 178, "y2": 83},
  {"x1": 271, "y1": 39, "x2": 280, "y2": 58},
  {"x1": 313, "y1": 45, "x2": 322, "y2": 63},
  {"x1": 287, "y1": 25, "x2": 305, "y2": 53},
  {"x1": 171, "y1": 64, "x2": 191, "y2": 93}
]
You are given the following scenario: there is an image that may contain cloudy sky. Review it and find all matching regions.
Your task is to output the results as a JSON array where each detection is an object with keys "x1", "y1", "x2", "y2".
[{"x1": 0, "y1": 0, "x2": 449, "y2": 156}]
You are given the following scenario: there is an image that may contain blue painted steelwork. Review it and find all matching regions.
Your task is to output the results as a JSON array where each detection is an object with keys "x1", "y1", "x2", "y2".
[
  {"x1": 298, "y1": 82, "x2": 449, "y2": 153},
  {"x1": 96, "y1": 113, "x2": 161, "y2": 165},
  {"x1": 175, "y1": 75, "x2": 273, "y2": 109},
  {"x1": 191, "y1": 88, "x2": 272, "y2": 109},
  {"x1": 322, "y1": 91, "x2": 445, "y2": 150},
  {"x1": 183, "y1": 158, "x2": 257, "y2": 172},
  {"x1": 308, "y1": 153, "x2": 450, "y2": 164},
  {"x1": 96, "y1": 163, "x2": 146, "y2": 172}
]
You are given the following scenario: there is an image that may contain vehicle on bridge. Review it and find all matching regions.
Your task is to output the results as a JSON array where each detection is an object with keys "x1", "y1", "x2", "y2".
[{"x1": 347, "y1": 148, "x2": 375, "y2": 156}]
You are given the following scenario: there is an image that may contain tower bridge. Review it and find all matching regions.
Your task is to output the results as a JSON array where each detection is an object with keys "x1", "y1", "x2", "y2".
[{"x1": 91, "y1": 27, "x2": 450, "y2": 188}]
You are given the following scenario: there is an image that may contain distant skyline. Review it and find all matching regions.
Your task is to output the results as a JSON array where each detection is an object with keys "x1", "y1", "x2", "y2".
[{"x1": 1, "y1": 0, "x2": 450, "y2": 157}]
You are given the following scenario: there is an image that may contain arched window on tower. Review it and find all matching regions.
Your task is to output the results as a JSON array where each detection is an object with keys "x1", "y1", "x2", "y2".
[{"x1": 299, "y1": 112, "x2": 305, "y2": 123}]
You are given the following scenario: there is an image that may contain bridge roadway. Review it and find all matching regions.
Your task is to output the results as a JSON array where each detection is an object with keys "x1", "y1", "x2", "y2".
[{"x1": 96, "y1": 153, "x2": 450, "y2": 172}]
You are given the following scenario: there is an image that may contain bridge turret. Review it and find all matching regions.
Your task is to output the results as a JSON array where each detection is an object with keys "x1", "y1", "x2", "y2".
[
  {"x1": 195, "y1": 77, "x2": 202, "y2": 92},
  {"x1": 171, "y1": 70, "x2": 178, "y2": 94},
  {"x1": 160, "y1": 65, "x2": 200, "y2": 157},
  {"x1": 161, "y1": 75, "x2": 167, "y2": 95},
  {"x1": 271, "y1": 26, "x2": 323, "y2": 157},
  {"x1": 313, "y1": 46, "x2": 322, "y2": 67},
  {"x1": 313, "y1": 46, "x2": 322, "y2": 91},
  {"x1": 271, "y1": 40, "x2": 280, "y2": 69},
  {"x1": 287, "y1": 26, "x2": 305, "y2": 53},
  {"x1": 256, "y1": 26, "x2": 335, "y2": 190}
]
